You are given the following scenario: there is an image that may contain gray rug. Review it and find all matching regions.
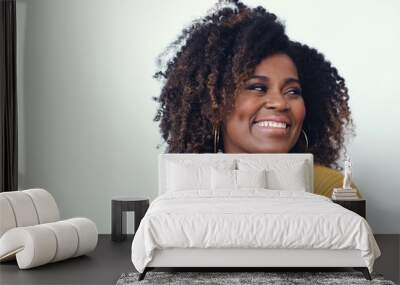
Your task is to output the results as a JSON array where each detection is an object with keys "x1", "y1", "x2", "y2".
[{"x1": 116, "y1": 271, "x2": 396, "y2": 285}]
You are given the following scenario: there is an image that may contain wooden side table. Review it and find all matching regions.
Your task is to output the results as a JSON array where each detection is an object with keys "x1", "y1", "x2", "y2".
[
  {"x1": 332, "y1": 199, "x2": 366, "y2": 219},
  {"x1": 111, "y1": 197, "x2": 149, "y2": 242}
]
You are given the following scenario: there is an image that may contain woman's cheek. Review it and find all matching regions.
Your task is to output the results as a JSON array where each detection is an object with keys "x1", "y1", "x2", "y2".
[
  {"x1": 291, "y1": 99, "x2": 306, "y2": 124},
  {"x1": 234, "y1": 96, "x2": 259, "y2": 123}
]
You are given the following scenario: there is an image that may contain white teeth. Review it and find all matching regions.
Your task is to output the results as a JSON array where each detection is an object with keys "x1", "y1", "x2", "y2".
[{"x1": 255, "y1": 121, "x2": 287, "y2": 128}]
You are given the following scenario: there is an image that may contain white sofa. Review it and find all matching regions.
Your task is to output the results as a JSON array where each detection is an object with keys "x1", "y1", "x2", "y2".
[{"x1": 0, "y1": 188, "x2": 98, "y2": 269}]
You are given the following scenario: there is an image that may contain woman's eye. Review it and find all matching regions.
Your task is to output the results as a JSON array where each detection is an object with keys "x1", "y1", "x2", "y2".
[
  {"x1": 285, "y1": 88, "x2": 302, "y2": 96},
  {"x1": 247, "y1": 84, "x2": 267, "y2": 93}
]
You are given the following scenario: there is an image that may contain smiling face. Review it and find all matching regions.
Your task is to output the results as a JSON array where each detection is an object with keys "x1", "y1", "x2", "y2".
[{"x1": 223, "y1": 53, "x2": 306, "y2": 153}]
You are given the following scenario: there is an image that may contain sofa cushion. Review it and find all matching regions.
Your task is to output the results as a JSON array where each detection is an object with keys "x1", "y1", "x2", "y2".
[{"x1": 0, "y1": 218, "x2": 97, "y2": 269}]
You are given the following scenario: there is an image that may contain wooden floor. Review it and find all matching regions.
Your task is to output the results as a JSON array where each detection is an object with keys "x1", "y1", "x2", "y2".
[{"x1": 0, "y1": 234, "x2": 398, "y2": 285}]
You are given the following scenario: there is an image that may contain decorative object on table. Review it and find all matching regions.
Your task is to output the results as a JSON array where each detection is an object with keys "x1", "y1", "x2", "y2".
[
  {"x1": 0, "y1": 188, "x2": 98, "y2": 269},
  {"x1": 342, "y1": 155, "x2": 353, "y2": 190},
  {"x1": 332, "y1": 188, "x2": 359, "y2": 200},
  {"x1": 332, "y1": 156, "x2": 359, "y2": 200},
  {"x1": 111, "y1": 197, "x2": 149, "y2": 242},
  {"x1": 116, "y1": 271, "x2": 394, "y2": 285},
  {"x1": 332, "y1": 199, "x2": 366, "y2": 218}
]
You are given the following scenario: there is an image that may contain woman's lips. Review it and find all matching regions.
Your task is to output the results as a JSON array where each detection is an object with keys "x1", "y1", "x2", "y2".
[
  {"x1": 252, "y1": 120, "x2": 290, "y2": 136},
  {"x1": 253, "y1": 116, "x2": 291, "y2": 126}
]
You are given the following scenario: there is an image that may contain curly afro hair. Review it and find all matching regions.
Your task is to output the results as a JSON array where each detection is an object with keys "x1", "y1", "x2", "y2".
[{"x1": 153, "y1": 0, "x2": 354, "y2": 168}]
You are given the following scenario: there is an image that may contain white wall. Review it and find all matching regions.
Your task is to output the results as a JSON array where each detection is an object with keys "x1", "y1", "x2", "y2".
[{"x1": 17, "y1": 0, "x2": 400, "y2": 233}]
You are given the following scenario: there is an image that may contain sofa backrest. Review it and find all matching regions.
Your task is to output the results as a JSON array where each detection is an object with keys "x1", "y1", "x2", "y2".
[
  {"x1": 158, "y1": 153, "x2": 314, "y2": 195},
  {"x1": 0, "y1": 189, "x2": 60, "y2": 237}
]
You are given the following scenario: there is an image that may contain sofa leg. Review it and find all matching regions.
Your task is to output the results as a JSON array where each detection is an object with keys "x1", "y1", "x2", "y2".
[
  {"x1": 354, "y1": 267, "x2": 371, "y2": 280},
  {"x1": 138, "y1": 268, "x2": 148, "y2": 281}
]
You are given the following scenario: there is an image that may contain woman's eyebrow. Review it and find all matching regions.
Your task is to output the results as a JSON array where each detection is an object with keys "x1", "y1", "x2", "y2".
[
  {"x1": 248, "y1": 75, "x2": 268, "y2": 81},
  {"x1": 284, "y1": 78, "x2": 301, "y2": 85},
  {"x1": 248, "y1": 76, "x2": 300, "y2": 85}
]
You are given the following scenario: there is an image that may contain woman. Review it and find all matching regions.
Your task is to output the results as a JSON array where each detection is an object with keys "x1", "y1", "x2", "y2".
[{"x1": 153, "y1": 0, "x2": 358, "y2": 198}]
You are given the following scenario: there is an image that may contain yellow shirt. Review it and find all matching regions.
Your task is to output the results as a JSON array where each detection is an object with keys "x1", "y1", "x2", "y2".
[{"x1": 314, "y1": 165, "x2": 361, "y2": 198}]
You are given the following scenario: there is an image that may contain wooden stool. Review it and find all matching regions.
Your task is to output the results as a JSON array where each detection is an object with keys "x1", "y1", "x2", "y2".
[{"x1": 111, "y1": 197, "x2": 149, "y2": 242}]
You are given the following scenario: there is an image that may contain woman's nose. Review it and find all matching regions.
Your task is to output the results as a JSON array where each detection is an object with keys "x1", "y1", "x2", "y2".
[{"x1": 263, "y1": 91, "x2": 289, "y2": 111}]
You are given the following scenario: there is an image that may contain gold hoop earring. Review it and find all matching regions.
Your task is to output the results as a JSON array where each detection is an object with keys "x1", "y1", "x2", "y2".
[
  {"x1": 302, "y1": 129, "x2": 309, "y2": 150},
  {"x1": 213, "y1": 125, "x2": 220, "y2": 153}
]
